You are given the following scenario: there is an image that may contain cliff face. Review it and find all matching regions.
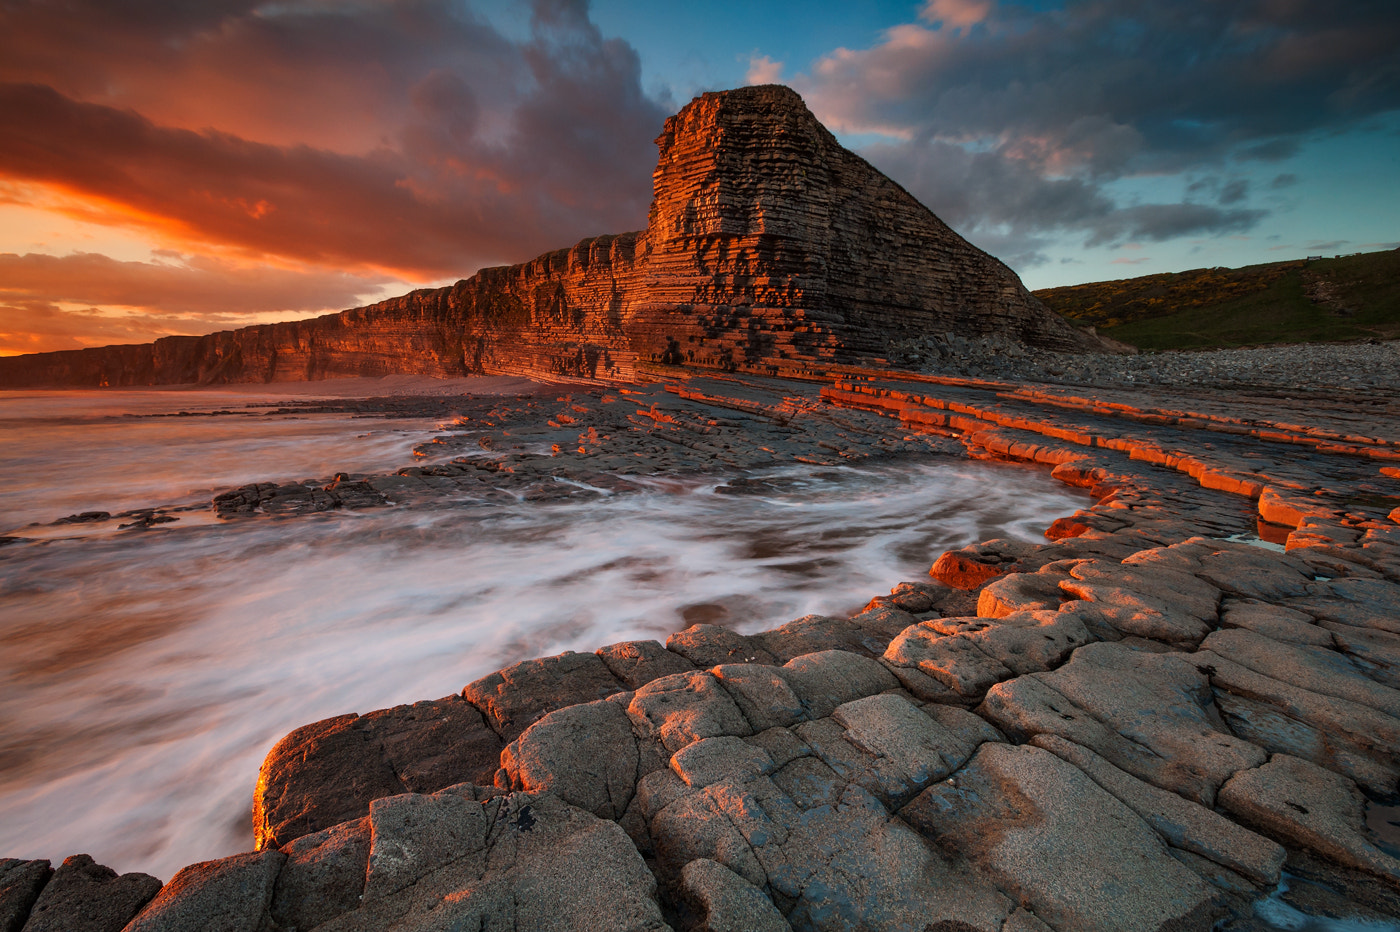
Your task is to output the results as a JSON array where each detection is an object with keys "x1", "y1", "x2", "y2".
[{"x1": 0, "y1": 86, "x2": 1088, "y2": 389}]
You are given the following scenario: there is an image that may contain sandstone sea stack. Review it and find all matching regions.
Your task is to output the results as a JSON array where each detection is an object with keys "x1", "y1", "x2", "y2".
[{"x1": 0, "y1": 85, "x2": 1091, "y2": 389}]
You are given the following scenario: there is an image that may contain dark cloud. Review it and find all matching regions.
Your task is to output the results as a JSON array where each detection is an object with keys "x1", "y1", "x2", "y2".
[
  {"x1": 1219, "y1": 180, "x2": 1250, "y2": 205},
  {"x1": 795, "y1": 0, "x2": 1399, "y2": 263},
  {"x1": 1271, "y1": 173, "x2": 1300, "y2": 189},
  {"x1": 0, "y1": 0, "x2": 667, "y2": 279},
  {"x1": 1084, "y1": 204, "x2": 1268, "y2": 247},
  {"x1": 803, "y1": 0, "x2": 1400, "y2": 169}
]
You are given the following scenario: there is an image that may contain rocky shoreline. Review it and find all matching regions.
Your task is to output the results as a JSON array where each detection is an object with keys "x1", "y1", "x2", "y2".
[
  {"x1": 906, "y1": 333, "x2": 1400, "y2": 397},
  {"x1": 4, "y1": 350, "x2": 1400, "y2": 931}
]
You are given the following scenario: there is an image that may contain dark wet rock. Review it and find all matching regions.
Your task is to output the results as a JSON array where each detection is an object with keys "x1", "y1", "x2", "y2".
[
  {"x1": 665, "y1": 625, "x2": 778, "y2": 669},
  {"x1": 213, "y1": 479, "x2": 388, "y2": 517},
  {"x1": 463, "y1": 650, "x2": 627, "y2": 742},
  {"x1": 0, "y1": 859, "x2": 50, "y2": 932},
  {"x1": 123, "y1": 850, "x2": 284, "y2": 932},
  {"x1": 597, "y1": 639, "x2": 696, "y2": 690},
  {"x1": 269, "y1": 817, "x2": 370, "y2": 932},
  {"x1": 20, "y1": 855, "x2": 160, "y2": 932},
  {"x1": 50, "y1": 512, "x2": 109, "y2": 525},
  {"x1": 254, "y1": 696, "x2": 502, "y2": 850}
]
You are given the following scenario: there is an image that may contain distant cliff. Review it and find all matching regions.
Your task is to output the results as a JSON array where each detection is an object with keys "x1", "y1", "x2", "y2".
[{"x1": 0, "y1": 85, "x2": 1092, "y2": 389}]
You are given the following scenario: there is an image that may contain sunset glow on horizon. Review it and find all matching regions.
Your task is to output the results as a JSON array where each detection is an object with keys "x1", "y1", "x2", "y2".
[{"x1": 1, "y1": 0, "x2": 1397, "y2": 355}]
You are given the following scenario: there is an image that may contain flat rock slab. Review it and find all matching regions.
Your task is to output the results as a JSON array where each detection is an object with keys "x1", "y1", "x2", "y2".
[
  {"x1": 1032, "y1": 734, "x2": 1285, "y2": 887},
  {"x1": 1219, "y1": 754, "x2": 1400, "y2": 884},
  {"x1": 900, "y1": 743, "x2": 1221, "y2": 932},
  {"x1": 315, "y1": 791, "x2": 668, "y2": 932}
]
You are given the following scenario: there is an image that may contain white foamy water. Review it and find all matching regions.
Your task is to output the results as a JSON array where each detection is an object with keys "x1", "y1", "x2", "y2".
[{"x1": 0, "y1": 382, "x2": 1084, "y2": 881}]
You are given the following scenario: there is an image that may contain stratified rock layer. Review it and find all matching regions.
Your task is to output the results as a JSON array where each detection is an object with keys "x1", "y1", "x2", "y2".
[{"x1": 0, "y1": 86, "x2": 1086, "y2": 389}]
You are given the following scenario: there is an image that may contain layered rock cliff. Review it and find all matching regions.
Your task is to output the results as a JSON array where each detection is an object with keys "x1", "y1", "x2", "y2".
[{"x1": 0, "y1": 85, "x2": 1091, "y2": 389}]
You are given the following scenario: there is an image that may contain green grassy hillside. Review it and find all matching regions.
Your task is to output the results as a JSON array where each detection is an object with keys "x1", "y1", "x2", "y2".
[{"x1": 1035, "y1": 248, "x2": 1400, "y2": 350}]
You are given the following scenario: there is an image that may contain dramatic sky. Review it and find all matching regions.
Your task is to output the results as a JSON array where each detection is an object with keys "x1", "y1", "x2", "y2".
[{"x1": 1, "y1": 0, "x2": 1397, "y2": 355}]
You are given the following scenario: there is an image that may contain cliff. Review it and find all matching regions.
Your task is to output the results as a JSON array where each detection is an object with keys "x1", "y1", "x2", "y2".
[{"x1": 0, "y1": 85, "x2": 1091, "y2": 389}]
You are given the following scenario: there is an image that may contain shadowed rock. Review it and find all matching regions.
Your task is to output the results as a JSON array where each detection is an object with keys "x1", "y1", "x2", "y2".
[
  {"x1": 19, "y1": 855, "x2": 160, "y2": 932},
  {"x1": 0, "y1": 860, "x2": 51, "y2": 932}
]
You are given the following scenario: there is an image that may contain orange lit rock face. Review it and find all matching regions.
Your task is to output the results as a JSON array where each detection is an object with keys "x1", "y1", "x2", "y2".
[{"x1": 0, "y1": 86, "x2": 1085, "y2": 389}]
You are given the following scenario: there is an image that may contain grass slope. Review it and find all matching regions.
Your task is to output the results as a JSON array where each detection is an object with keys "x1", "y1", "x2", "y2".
[{"x1": 1035, "y1": 248, "x2": 1400, "y2": 350}]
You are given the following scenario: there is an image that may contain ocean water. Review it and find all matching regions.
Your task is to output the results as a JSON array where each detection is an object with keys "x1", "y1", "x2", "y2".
[{"x1": 0, "y1": 379, "x2": 1088, "y2": 880}]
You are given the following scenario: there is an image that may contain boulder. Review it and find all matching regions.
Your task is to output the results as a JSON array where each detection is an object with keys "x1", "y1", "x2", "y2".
[
  {"x1": 269, "y1": 817, "x2": 371, "y2": 932},
  {"x1": 752, "y1": 615, "x2": 879, "y2": 662},
  {"x1": 123, "y1": 851, "x2": 284, "y2": 932},
  {"x1": 628, "y1": 671, "x2": 752, "y2": 753},
  {"x1": 1194, "y1": 649, "x2": 1400, "y2": 795},
  {"x1": 254, "y1": 696, "x2": 502, "y2": 850},
  {"x1": 711, "y1": 664, "x2": 807, "y2": 731},
  {"x1": 20, "y1": 855, "x2": 159, "y2": 932},
  {"x1": 500, "y1": 699, "x2": 644, "y2": 819},
  {"x1": 0, "y1": 859, "x2": 50, "y2": 932},
  {"x1": 671, "y1": 736, "x2": 775, "y2": 788},
  {"x1": 900, "y1": 743, "x2": 1221, "y2": 932},
  {"x1": 312, "y1": 792, "x2": 669, "y2": 931},
  {"x1": 666, "y1": 625, "x2": 778, "y2": 669},
  {"x1": 1218, "y1": 598, "x2": 1331, "y2": 648},
  {"x1": 777, "y1": 650, "x2": 899, "y2": 719},
  {"x1": 678, "y1": 858, "x2": 789, "y2": 932},
  {"x1": 1031, "y1": 735, "x2": 1284, "y2": 886},
  {"x1": 1200, "y1": 627, "x2": 1400, "y2": 719}
]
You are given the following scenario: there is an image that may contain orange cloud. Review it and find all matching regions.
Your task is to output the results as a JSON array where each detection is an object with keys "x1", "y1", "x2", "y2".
[{"x1": 0, "y1": 251, "x2": 404, "y2": 354}]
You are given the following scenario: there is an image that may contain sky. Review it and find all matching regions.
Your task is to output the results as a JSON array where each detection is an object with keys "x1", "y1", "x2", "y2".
[{"x1": 0, "y1": 0, "x2": 1397, "y2": 355}]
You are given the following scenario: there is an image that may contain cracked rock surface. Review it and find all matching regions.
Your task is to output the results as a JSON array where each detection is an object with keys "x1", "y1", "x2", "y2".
[{"x1": 7, "y1": 358, "x2": 1400, "y2": 931}]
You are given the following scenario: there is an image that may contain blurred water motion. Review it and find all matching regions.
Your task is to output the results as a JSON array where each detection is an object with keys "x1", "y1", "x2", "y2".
[{"x1": 0, "y1": 382, "x2": 1082, "y2": 880}]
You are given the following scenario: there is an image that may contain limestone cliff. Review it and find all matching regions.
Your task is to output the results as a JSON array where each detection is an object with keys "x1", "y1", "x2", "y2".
[{"x1": 0, "y1": 85, "x2": 1089, "y2": 389}]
